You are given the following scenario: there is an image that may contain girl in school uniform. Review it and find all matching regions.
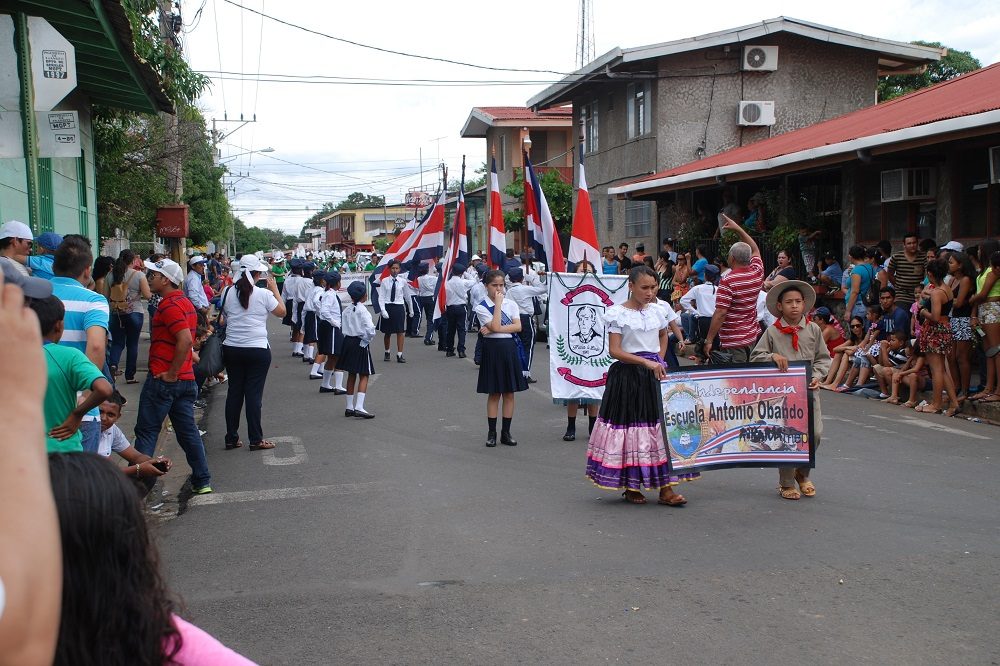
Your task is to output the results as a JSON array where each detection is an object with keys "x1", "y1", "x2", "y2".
[
  {"x1": 317, "y1": 271, "x2": 347, "y2": 394},
  {"x1": 303, "y1": 271, "x2": 326, "y2": 373},
  {"x1": 473, "y1": 269, "x2": 529, "y2": 447},
  {"x1": 281, "y1": 260, "x2": 301, "y2": 348},
  {"x1": 337, "y1": 281, "x2": 377, "y2": 419},
  {"x1": 378, "y1": 260, "x2": 411, "y2": 363},
  {"x1": 586, "y1": 265, "x2": 696, "y2": 505}
]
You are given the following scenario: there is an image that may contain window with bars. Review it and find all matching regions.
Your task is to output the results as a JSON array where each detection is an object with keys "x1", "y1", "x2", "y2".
[
  {"x1": 584, "y1": 100, "x2": 599, "y2": 154},
  {"x1": 607, "y1": 196, "x2": 614, "y2": 231},
  {"x1": 624, "y1": 200, "x2": 652, "y2": 237},
  {"x1": 627, "y1": 82, "x2": 651, "y2": 139}
]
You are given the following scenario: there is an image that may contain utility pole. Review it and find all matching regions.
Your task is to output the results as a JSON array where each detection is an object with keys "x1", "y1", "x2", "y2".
[{"x1": 158, "y1": 0, "x2": 184, "y2": 264}]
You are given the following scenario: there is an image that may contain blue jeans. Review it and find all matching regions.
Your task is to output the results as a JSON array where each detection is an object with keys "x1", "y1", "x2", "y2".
[
  {"x1": 109, "y1": 311, "x2": 144, "y2": 380},
  {"x1": 80, "y1": 420, "x2": 101, "y2": 453},
  {"x1": 134, "y1": 376, "x2": 211, "y2": 489}
]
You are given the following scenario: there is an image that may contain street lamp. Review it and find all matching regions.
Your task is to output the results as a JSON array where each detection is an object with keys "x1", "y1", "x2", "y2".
[{"x1": 220, "y1": 147, "x2": 275, "y2": 164}]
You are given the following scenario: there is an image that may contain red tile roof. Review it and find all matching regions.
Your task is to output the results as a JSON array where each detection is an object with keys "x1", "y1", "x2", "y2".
[
  {"x1": 473, "y1": 106, "x2": 573, "y2": 121},
  {"x1": 625, "y1": 62, "x2": 1000, "y2": 188}
]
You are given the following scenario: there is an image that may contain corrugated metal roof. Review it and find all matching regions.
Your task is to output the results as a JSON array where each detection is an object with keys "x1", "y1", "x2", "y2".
[{"x1": 614, "y1": 62, "x2": 1000, "y2": 194}]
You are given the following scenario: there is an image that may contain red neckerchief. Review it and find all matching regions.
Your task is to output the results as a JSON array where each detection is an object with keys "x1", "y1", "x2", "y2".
[{"x1": 772, "y1": 317, "x2": 808, "y2": 351}]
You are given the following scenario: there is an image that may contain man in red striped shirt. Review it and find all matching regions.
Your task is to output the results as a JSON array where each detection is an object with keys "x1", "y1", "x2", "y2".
[
  {"x1": 703, "y1": 217, "x2": 765, "y2": 364},
  {"x1": 133, "y1": 258, "x2": 212, "y2": 494}
]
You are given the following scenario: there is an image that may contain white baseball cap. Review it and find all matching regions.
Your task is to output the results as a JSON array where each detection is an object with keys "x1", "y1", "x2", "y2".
[
  {"x1": 471, "y1": 254, "x2": 482, "y2": 261},
  {"x1": 940, "y1": 240, "x2": 964, "y2": 252},
  {"x1": 0, "y1": 220, "x2": 34, "y2": 241},
  {"x1": 239, "y1": 254, "x2": 269, "y2": 274},
  {"x1": 144, "y1": 258, "x2": 184, "y2": 285},
  {"x1": 188, "y1": 254, "x2": 207, "y2": 265}
]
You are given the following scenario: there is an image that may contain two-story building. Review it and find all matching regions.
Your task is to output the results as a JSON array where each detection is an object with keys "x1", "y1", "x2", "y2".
[
  {"x1": 323, "y1": 204, "x2": 413, "y2": 253},
  {"x1": 460, "y1": 105, "x2": 574, "y2": 251},
  {"x1": 526, "y1": 17, "x2": 943, "y2": 253}
]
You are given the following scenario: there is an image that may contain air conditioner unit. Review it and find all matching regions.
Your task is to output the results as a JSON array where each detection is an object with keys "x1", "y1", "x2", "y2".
[
  {"x1": 738, "y1": 101, "x2": 775, "y2": 126},
  {"x1": 743, "y1": 45, "x2": 779, "y2": 71},
  {"x1": 880, "y1": 168, "x2": 935, "y2": 202},
  {"x1": 989, "y1": 146, "x2": 1000, "y2": 184}
]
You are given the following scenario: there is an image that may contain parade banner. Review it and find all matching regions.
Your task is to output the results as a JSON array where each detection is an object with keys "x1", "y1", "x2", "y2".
[
  {"x1": 659, "y1": 362, "x2": 815, "y2": 472},
  {"x1": 548, "y1": 272, "x2": 629, "y2": 400}
]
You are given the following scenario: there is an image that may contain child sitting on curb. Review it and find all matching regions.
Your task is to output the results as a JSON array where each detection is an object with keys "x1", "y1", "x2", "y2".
[{"x1": 99, "y1": 391, "x2": 172, "y2": 494}]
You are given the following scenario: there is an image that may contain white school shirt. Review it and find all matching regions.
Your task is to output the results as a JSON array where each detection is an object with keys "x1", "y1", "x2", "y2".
[
  {"x1": 318, "y1": 288, "x2": 343, "y2": 327},
  {"x1": 417, "y1": 274, "x2": 438, "y2": 297},
  {"x1": 304, "y1": 285, "x2": 324, "y2": 313},
  {"x1": 506, "y1": 282, "x2": 547, "y2": 316},
  {"x1": 291, "y1": 275, "x2": 308, "y2": 303},
  {"x1": 473, "y1": 297, "x2": 521, "y2": 338},
  {"x1": 756, "y1": 290, "x2": 777, "y2": 327},
  {"x1": 446, "y1": 276, "x2": 477, "y2": 306},
  {"x1": 470, "y1": 281, "x2": 487, "y2": 306},
  {"x1": 378, "y1": 275, "x2": 409, "y2": 308},
  {"x1": 221, "y1": 286, "x2": 280, "y2": 348},
  {"x1": 98, "y1": 424, "x2": 132, "y2": 457},
  {"x1": 341, "y1": 302, "x2": 376, "y2": 343},
  {"x1": 679, "y1": 283, "x2": 717, "y2": 318},
  {"x1": 604, "y1": 302, "x2": 672, "y2": 354}
]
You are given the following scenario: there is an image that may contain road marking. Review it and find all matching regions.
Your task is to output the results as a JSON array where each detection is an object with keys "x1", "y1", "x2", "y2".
[
  {"x1": 823, "y1": 415, "x2": 900, "y2": 436},
  {"x1": 868, "y1": 414, "x2": 992, "y2": 440},
  {"x1": 188, "y1": 481, "x2": 388, "y2": 506}
]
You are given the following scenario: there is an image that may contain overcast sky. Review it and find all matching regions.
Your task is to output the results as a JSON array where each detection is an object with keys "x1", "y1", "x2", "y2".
[{"x1": 182, "y1": 0, "x2": 1000, "y2": 233}]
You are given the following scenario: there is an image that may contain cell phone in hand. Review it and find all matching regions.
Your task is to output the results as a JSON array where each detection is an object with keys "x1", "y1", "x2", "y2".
[{"x1": 152, "y1": 461, "x2": 169, "y2": 473}]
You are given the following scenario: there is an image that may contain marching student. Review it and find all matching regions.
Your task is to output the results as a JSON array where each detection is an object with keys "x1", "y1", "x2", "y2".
[
  {"x1": 586, "y1": 265, "x2": 694, "y2": 505},
  {"x1": 378, "y1": 260, "x2": 411, "y2": 363},
  {"x1": 445, "y1": 263, "x2": 478, "y2": 358},
  {"x1": 338, "y1": 281, "x2": 377, "y2": 419},
  {"x1": 303, "y1": 270, "x2": 326, "y2": 372},
  {"x1": 284, "y1": 260, "x2": 306, "y2": 355},
  {"x1": 505, "y1": 266, "x2": 547, "y2": 383},
  {"x1": 416, "y1": 263, "x2": 438, "y2": 346},
  {"x1": 559, "y1": 260, "x2": 600, "y2": 441},
  {"x1": 317, "y1": 271, "x2": 347, "y2": 394},
  {"x1": 474, "y1": 269, "x2": 528, "y2": 447},
  {"x1": 750, "y1": 280, "x2": 831, "y2": 500},
  {"x1": 470, "y1": 263, "x2": 489, "y2": 365}
]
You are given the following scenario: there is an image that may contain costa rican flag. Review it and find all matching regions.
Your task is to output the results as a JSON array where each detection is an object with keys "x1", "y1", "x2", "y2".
[
  {"x1": 567, "y1": 145, "x2": 600, "y2": 272},
  {"x1": 433, "y1": 179, "x2": 468, "y2": 322},
  {"x1": 523, "y1": 152, "x2": 565, "y2": 272},
  {"x1": 487, "y1": 157, "x2": 506, "y2": 269},
  {"x1": 368, "y1": 195, "x2": 443, "y2": 310}
]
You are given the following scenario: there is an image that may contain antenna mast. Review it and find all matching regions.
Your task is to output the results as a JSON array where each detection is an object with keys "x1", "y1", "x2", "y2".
[{"x1": 575, "y1": 0, "x2": 595, "y2": 69}]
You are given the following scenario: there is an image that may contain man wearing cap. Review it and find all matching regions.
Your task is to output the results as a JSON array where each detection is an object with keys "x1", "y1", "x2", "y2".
[
  {"x1": 24, "y1": 232, "x2": 62, "y2": 280},
  {"x1": 135, "y1": 258, "x2": 212, "y2": 494},
  {"x1": 185, "y1": 255, "x2": 210, "y2": 314},
  {"x1": 0, "y1": 220, "x2": 34, "y2": 278},
  {"x1": 940, "y1": 240, "x2": 964, "y2": 254}
]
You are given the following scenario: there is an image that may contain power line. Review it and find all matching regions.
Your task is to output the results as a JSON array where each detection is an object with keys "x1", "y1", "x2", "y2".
[
  {"x1": 221, "y1": 0, "x2": 574, "y2": 75},
  {"x1": 205, "y1": 75, "x2": 566, "y2": 87}
]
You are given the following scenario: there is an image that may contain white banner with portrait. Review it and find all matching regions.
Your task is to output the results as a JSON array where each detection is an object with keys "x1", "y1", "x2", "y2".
[{"x1": 548, "y1": 272, "x2": 630, "y2": 400}]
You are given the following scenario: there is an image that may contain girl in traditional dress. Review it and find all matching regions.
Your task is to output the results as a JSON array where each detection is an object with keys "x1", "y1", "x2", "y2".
[
  {"x1": 473, "y1": 269, "x2": 528, "y2": 447},
  {"x1": 586, "y1": 265, "x2": 695, "y2": 505}
]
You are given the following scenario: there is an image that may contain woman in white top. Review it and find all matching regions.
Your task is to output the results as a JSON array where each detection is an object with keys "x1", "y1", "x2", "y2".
[
  {"x1": 108, "y1": 249, "x2": 152, "y2": 384},
  {"x1": 473, "y1": 269, "x2": 528, "y2": 447},
  {"x1": 219, "y1": 254, "x2": 285, "y2": 451},
  {"x1": 586, "y1": 265, "x2": 697, "y2": 506}
]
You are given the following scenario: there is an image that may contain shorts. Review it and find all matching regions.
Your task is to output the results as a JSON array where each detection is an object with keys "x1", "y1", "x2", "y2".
[
  {"x1": 919, "y1": 321, "x2": 954, "y2": 355},
  {"x1": 951, "y1": 316, "x2": 972, "y2": 342},
  {"x1": 980, "y1": 301, "x2": 1000, "y2": 325}
]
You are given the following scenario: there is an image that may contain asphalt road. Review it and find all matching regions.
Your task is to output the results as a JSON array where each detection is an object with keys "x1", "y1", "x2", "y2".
[{"x1": 159, "y1": 317, "x2": 999, "y2": 665}]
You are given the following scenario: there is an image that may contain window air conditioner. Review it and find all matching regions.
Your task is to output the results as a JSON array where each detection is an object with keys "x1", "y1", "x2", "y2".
[
  {"x1": 738, "y1": 101, "x2": 775, "y2": 126},
  {"x1": 880, "y1": 168, "x2": 935, "y2": 202},
  {"x1": 743, "y1": 46, "x2": 779, "y2": 71}
]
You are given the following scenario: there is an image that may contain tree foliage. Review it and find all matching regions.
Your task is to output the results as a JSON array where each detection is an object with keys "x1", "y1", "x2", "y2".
[
  {"x1": 95, "y1": 105, "x2": 231, "y2": 245},
  {"x1": 232, "y1": 218, "x2": 298, "y2": 255},
  {"x1": 501, "y1": 168, "x2": 573, "y2": 233},
  {"x1": 335, "y1": 192, "x2": 387, "y2": 210},
  {"x1": 447, "y1": 162, "x2": 487, "y2": 192},
  {"x1": 877, "y1": 41, "x2": 981, "y2": 102}
]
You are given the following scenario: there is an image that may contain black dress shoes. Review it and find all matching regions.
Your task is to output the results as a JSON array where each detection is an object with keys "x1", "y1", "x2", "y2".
[
  {"x1": 446, "y1": 351, "x2": 456, "y2": 357},
  {"x1": 458, "y1": 352, "x2": 466, "y2": 359},
  {"x1": 486, "y1": 432, "x2": 497, "y2": 447},
  {"x1": 344, "y1": 409, "x2": 356, "y2": 417},
  {"x1": 562, "y1": 428, "x2": 576, "y2": 441},
  {"x1": 500, "y1": 432, "x2": 518, "y2": 446}
]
